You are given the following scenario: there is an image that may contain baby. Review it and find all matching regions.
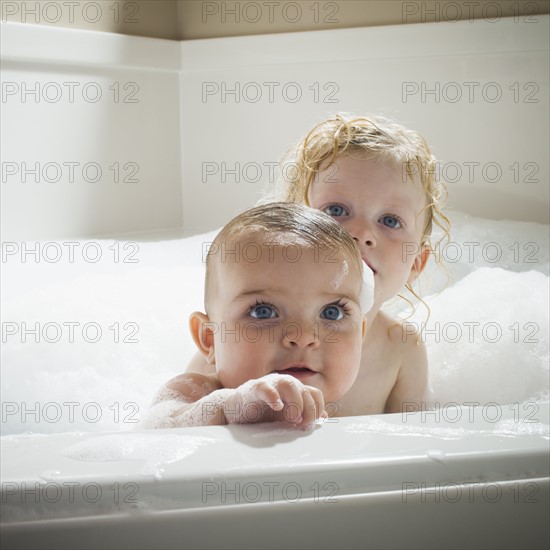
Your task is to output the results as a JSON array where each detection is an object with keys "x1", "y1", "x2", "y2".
[{"x1": 145, "y1": 202, "x2": 374, "y2": 429}]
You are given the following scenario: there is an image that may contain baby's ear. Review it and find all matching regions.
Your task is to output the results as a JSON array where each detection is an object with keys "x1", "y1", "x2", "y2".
[
  {"x1": 408, "y1": 244, "x2": 430, "y2": 284},
  {"x1": 189, "y1": 312, "x2": 216, "y2": 364}
]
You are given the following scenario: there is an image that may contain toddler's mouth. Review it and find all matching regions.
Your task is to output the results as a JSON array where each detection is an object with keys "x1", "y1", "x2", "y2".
[{"x1": 363, "y1": 257, "x2": 376, "y2": 274}]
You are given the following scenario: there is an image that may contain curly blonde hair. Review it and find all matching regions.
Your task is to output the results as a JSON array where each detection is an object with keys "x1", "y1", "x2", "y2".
[{"x1": 278, "y1": 113, "x2": 450, "y2": 250}]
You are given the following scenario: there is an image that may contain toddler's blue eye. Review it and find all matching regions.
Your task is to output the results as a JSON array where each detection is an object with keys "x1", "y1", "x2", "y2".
[
  {"x1": 324, "y1": 204, "x2": 347, "y2": 217},
  {"x1": 321, "y1": 305, "x2": 343, "y2": 321},
  {"x1": 381, "y1": 215, "x2": 401, "y2": 228},
  {"x1": 250, "y1": 305, "x2": 276, "y2": 319}
]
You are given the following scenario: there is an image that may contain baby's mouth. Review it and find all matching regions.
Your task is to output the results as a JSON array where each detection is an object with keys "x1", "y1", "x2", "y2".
[{"x1": 275, "y1": 365, "x2": 316, "y2": 379}]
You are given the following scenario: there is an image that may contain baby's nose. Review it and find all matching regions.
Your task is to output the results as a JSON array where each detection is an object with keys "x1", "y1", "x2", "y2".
[{"x1": 282, "y1": 322, "x2": 319, "y2": 348}]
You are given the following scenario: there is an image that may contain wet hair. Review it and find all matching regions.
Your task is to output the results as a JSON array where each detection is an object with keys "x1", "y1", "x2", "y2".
[
  {"x1": 274, "y1": 113, "x2": 450, "y2": 248},
  {"x1": 204, "y1": 202, "x2": 363, "y2": 314}
]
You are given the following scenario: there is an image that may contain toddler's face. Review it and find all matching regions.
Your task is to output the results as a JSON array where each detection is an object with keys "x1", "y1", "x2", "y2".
[
  {"x1": 207, "y1": 240, "x2": 366, "y2": 404},
  {"x1": 308, "y1": 155, "x2": 427, "y2": 307}
]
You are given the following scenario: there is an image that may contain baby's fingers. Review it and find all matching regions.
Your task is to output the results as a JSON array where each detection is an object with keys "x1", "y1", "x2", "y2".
[
  {"x1": 274, "y1": 378, "x2": 307, "y2": 423},
  {"x1": 298, "y1": 390, "x2": 318, "y2": 426},
  {"x1": 251, "y1": 381, "x2": 285, "y2": 411},
  {"x1": 299, "y1": 387, "x2": 326, "y2": 427}
]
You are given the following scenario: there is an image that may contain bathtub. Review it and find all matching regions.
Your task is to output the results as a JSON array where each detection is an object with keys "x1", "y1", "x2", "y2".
[
  {"x1": 1, "y1": 14, "x2": 549, "y2": 550},
  {"x1": 2, "y1": 404, "x2": 549, "y2": 550}
]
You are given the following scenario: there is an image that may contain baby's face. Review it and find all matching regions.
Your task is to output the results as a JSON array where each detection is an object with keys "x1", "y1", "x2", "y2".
[
  {"x1": 308, "y1": 154, "x2": 428, "y2": 307},
  {"x1": 208, "y1": 239, "x2": 366, "y2": 404}
]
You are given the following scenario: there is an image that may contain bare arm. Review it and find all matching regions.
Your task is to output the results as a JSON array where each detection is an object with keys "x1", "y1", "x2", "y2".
[
  {"x1": 384, "y1": 334, "x2": 428, "y2": 414},
  {"x1": 143, "y1": 373, "x2": 327, "y2": 429},
  {"x1": 143, "y1": 372, "x2": 227, "y2": 428},
  {"x1": 142, "y1": 354, "x2": 216, "y2": 428}
]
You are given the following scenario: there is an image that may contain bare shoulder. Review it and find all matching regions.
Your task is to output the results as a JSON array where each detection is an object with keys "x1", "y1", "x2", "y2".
[
  {"x1": 152, "y1": 372, "x2": 222, "y2": 405},
  {"x1": 378, "y1": 312, "x2": 426, "y2": 358},
  {"x1": 378, "y1": 312, "x2": 428, "y2": 413}
]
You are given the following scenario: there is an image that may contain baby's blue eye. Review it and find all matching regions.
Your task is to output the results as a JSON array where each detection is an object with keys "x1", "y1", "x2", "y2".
[
  {"x1": 321, "y1": 305, "x2": 343, "y2": 321},
  {"x1": 324, "y1": 204, "x2": 347, "y2": 217},
  {"x1": 250, "y1": 304, "x2": 276, "y2": 319},
  {"x1": 381, "y1": 215, "x2": 401, "y2": 228}
]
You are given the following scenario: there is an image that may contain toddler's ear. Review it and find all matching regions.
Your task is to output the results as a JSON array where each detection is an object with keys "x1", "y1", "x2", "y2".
[
  {"x1": 189, "y1": 312, "x2": 216, "y2": 364},
  {"x1": 408, "y1": 244, "x2": 430, "y2": 284}
]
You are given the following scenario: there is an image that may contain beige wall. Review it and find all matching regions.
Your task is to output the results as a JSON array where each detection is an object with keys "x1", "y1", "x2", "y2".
[
  {"x1": 1, "y1": 0, "x2": 549, "y2": 40},
  {"x1": 178, "y1": 0, "x2": 550, "y2": 39},
  {"x1": 0, "y1": 0, "x2": 179, "y2": 38}
]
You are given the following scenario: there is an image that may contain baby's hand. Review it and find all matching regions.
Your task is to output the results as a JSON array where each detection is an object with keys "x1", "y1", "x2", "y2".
[{"x1": 224, "y1": 374, "x2": 327, "y2": 429}]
